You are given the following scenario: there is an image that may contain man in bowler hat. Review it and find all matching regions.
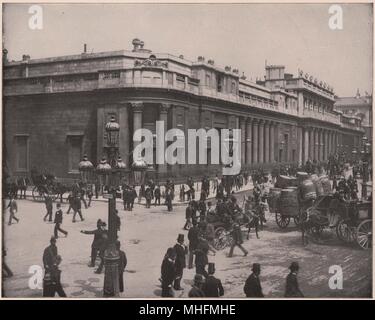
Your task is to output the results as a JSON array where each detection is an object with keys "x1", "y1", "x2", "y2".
[
  {"x1": 228, "y1": 222, "x2": 248, "y2": 257},
  {"x1": 202, "y1": 263, "x2": 224, "y2": 297},
  {"x1": 285, "y1": 262, "x2": 304, "y2": 297},
  {"x1": 244, "y1": 263, "x2": 264, "y2": 297},
  {"x1": 173, "y1": 234, "x2": 187, "y2": 290}
]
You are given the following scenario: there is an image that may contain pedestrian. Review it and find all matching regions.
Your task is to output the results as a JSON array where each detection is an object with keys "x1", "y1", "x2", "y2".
[
  {"x1": 173, "y1": 234, "x2": 187, "y2": 290},
  {"x1": 154, "y1": 185, "x2": 161, "y2": 206},
  {"x1": 43, "y1": 194, "x2": 53, "y2": 222},
  {"x1": 188, "y1": 274, "x2": 205, "y2": 297},
  {"x1": 116, "y1": 241, "x2": 127, "y2": 293},
  {"x1": 202, "y1": 263, "x2": 224, "y2": 297},
  {"x1": 285, "y1": 262, "x2": 304, "y2": 297},
  {"x1": 165, "y1": 188, "x2": 173, "y2": 212},
  {"x1": 72, "y1": 195, "x2": 84, "y2": 222},
  {"x1": 95, "y1": 233, "x2": 108, "y2": 274},
  {"x1": 183, "y1": 202, "x2": 193, "y2": 230},
  {"x1": 145, "y1": 186, "x2": 153, "y2": 208},
  {"x1": 187, "y1": 220, "x2": 200, "y2": 269},
  {"x1": 80, "y1": 219, "x2": 107, "y2": 267},
  {"x1": 66, "y1": 191, "x2": 73, "y2": 214},
  {"x1": 43, "y1": 255, "x2": 66, "y2": 297},
  {"x1": 123, "y1": 185, "x2": 129, "y2": 210},
  {"x1": 129, "y1": 186, "x2": 137, "y2": 211},
  {"x1": 87, "y1": 184, "x2": 93, "y2": 207},
  {"x1": 195, "y1": 237, "x2": 210, "y2": 278},
  {"x1": 7, "y1": 197, "x2": 19, "y2": 225},
  {"x1": 228, "y1": 223, "x2": 248, "y2": 257},
  {"x1": 54, "y1": 203, "x2": 68, "y2": 238},
  {"x1": 243, "y1": 263, "x2": 264, "y2": 297},
  {"x1": 2, "y1": 246, "x2": 13, "y2": 277},
  {"x1": 43, "y1": 236, "x2": 58, "y2": 272},
  {"x1": 161, "y1": 247, "x2": 176, "y2": 297}
]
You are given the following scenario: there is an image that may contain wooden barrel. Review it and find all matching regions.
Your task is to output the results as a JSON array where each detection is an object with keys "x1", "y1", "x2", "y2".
[
  {"x1": 279, "y1": 188, "x2": 299, "y2": 216},
  {"x1": 300, "y1": 179, "x2": 317, "y2": 200},
  {"x1": 319, "y1": 175, "x2": 332, "y2": 194}
]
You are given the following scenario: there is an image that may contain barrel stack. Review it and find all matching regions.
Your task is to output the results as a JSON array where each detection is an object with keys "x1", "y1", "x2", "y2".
[{"x1": 280, "y1": 188, "x2": 299, "y2": 216}]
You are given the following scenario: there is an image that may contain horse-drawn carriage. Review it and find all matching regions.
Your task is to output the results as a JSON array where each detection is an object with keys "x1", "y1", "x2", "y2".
[{"x1": 305, "y1": 195, "x2": 372, "y2": 250}]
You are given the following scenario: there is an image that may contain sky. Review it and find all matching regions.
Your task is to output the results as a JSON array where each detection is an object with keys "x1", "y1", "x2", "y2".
[{"x1": 2, "y1": 3, "x2": 373, "y2": 97}]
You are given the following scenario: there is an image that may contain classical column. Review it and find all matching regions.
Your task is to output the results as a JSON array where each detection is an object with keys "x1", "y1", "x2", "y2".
[
  {"x1": 264, "y1": 121, "x2": 270, "y2": 163},
  {"x1": 252, "y1": 119, "x2": 259, "y2": 163},
  {"x1": 298, "y1": 127, "x2": 303, "y2": 165},
  {"x1": 270, "y1": 122, "x2": 275, "y2": 163},
  {"x1": 258, "y1": 120, "x2": 264, "y2": 163},
  {"x1": 131, "y1": 102, "x2": 143, "y2": 149},
  {"x1": 324, "y1": 130, "x2": 328, "y2": 161},
  {"x1": 314, "y1": 129, "x2": 319, "y2": 161},
  {"x1": 246, "y1": 118, "x2": 252, "y2": 166},
  {"x1": 240, "y1": 117, "x2": 246, "y2": 166},
  {"x1": 303, "y1": 127, "x2": 309, "y2": 163},
  {"x1": 319, "y1": 129, "x2": 324, "y2": 161},
  {"x1": 118, "y1": 104, "x2": 130, "y2": 167},
  {"x1": 309, "y1": 128, "x2": 314, "y2": 161},
  {"x1": 158, "y1": 103, "x2": 170, "y2": 175}
]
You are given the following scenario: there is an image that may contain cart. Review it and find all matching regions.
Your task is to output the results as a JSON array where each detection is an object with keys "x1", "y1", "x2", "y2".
[{"x1": 306, "y1": 195, "x2": 372, "y2": 250}]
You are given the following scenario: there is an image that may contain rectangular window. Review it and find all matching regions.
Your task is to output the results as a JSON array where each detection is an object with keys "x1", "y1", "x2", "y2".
[
  {"x1": 15, "y1": 135, "x2": 29, "y2": 172},
  {"x1": 206, "y1": 74, "x2": 211, "y2": 87},
  {"x1": 67, "y1": 135, "x2": 83, "y2": 173}
]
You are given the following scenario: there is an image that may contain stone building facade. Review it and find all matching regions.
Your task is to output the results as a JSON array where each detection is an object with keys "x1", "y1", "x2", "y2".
[{"x1": 3, "y1": 39, "x2": 365, "y2": 181}]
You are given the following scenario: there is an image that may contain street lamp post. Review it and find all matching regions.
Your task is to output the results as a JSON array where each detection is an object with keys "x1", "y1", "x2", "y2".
[{"x1": 78, "y1": 116, "x2": 126, "y2": 297}]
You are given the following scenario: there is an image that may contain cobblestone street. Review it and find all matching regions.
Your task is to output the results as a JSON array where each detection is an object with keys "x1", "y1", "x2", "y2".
[{"x1": 2, "y1": 196, "x2": 371, "y2": 298}]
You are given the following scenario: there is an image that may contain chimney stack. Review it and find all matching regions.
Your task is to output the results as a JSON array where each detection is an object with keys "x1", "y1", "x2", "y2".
[
  {"x1": 22, "y1": 54, "x2": 30, "y2": 61},
  {"x1": 83, "y1": 44, "x2": 87, "y2": 53}
]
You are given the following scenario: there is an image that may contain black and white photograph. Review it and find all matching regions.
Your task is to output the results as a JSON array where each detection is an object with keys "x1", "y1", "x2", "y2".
[{"x1": 1, "y1": 2, "x2": 373, "y2": 299}]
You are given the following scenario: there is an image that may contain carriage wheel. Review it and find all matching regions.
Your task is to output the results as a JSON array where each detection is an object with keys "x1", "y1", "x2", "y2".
[
  {"x1": 294, "y1": 211, "x2": 308, "y2": 226},
  {"x1": 32, "y1": 186, "x2": 46, "y2": 202},
  {"x1": 356, "y1": 220, "x2": 372, "y2": 250},
  {"x1": 336, "y1": 219, "x2": 354, "y2": 243},
  {"x1": 275, "y1": 213, "x2": 290, "y2": 229},
  {"x1": 213, "y1": 227, "x2": 230, "y2": 251}
]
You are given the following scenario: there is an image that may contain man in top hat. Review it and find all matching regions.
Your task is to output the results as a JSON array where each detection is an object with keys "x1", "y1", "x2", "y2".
[
  {"x1": 43, "y1": 236, "x2": 58, "y2": 272},
  {"x1": 80, "y1": 219, "x2": 107, "y2": 267},
  {"x1": 188, "y1": 274, "x2": 205, "y2": 297},
  {"x1": 161, "y1": 247, "x2": 176, "y2": 297},
  {"x1": 173, "y1": 234, "x2": 187, "y2": 290},
  {"x1": 285, "y1": 262, "x2": 304, "y2": 297},
  {"x1": 54, "y1": 203, "x2": 68, "y2": 238},
  {"x1": 243, "y1": 263, "x2": 264, "y2": 297},
  {"x1": 187, "y1": 220, "x2": 200, "y2": 269},
  {"x1": 7, "y1": 196, "x2": 19, "y2": 225},
  {"x1": 202, "y1": 263, "x2": 224, "y2": 297}
]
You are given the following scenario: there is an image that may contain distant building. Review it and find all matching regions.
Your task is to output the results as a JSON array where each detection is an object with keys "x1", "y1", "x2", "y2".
[
  {"x1": 3, "y1": 39, "x2": 365, "y2": 181},
  {"x1": 335, "y1": 90, "x2": 372, "y2": 142}
]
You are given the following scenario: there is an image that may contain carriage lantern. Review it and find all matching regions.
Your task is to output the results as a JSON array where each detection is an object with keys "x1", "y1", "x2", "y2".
[
  {"x1": 131, "y1": 158, "x2": 148, "y2": 185},
  {"x1": 78, "y1": 154, "x2": 94, "y2": 183}
]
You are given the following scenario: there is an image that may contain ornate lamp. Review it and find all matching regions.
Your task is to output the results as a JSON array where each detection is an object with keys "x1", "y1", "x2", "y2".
[
  {"x1": 78, "y1": 154, "x2": 94, "y2": 183},
  {"x1": 105, "y1": 116, "x2": 120, "y2": 146},
  {"x1": 96, "y1": 157, "x2": 111, "y2": 191},
  {"x1": 132, "y1": 158, "x2": 148, "y2": 185},
  {"x1": 114, "y1": 156, "x2": 127, "y2": 187}
]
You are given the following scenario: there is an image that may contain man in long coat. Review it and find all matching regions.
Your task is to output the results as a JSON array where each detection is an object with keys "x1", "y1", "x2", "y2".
[
  {"x1": 202, "y1": 263, "x2": 224, "y2": 297},
  {"x1": 285, "y1": 262, "x2": 304, "y2": 297},
  {"x1": 161, "y1": 248, "x2": 176, "y2": 297},
  {"x1": 244, "y1": 263, "x2": 264, "y2": 297},
  {"x1": 173, "y1": 234, "x2": 187, "y2": 290}
]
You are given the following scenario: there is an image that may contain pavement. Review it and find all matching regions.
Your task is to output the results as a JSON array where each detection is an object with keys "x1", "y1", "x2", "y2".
[{"x1": 2, "y1": 183, "x2": 372, "y2": 298}]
